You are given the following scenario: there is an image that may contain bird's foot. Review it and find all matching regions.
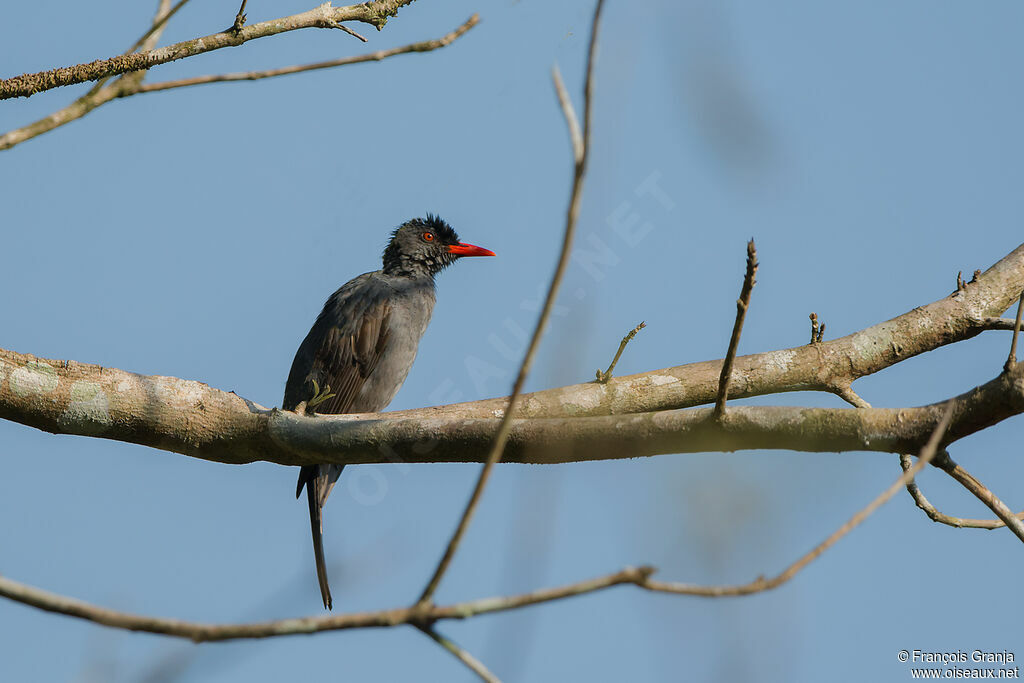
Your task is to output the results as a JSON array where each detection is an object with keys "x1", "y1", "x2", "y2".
[{"x1": 306, "y1": 379, "x2": 336, "y2": 412}]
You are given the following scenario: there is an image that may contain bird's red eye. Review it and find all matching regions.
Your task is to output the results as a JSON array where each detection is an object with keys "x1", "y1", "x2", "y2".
[{"x1": 422, "y1": 232, "x2": 434, "y2": 242}]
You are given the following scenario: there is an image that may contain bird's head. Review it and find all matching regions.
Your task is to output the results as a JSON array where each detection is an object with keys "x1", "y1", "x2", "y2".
[{"x1": 382, "y1": 215, "x2": 495, "y2": 277}]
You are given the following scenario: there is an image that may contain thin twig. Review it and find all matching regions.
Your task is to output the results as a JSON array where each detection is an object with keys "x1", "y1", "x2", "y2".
[
  {"x1": 79, "y1": 0, "x2": 184, "y2": 101},
  {"x1": 713, "y1": 240, "x2": 758, "y2": 418},
  {"x1": 596, "y1": 321, "x2": 646, "y2": 382},
  {"x1": 0, "y1": 0, "x2": 416, "y2": 100},
  {"x1": 0, "y1": 565, "x2": 653, "y2": 642},
  {"x1": 1005, "y1": 290, "x2": 1024, "y2": 371},
  {"x1": 980, "y1": 316, "x2": 1024, "y2": 331},
  {"x1": 331, "y1": 21, "x2": 369, "y2": 42},
  {"x1": 233, "y1": 0, "x2": 249, "y2": 31},
  {"x1": 832, "y1": 384, "x2": 871, "y2": 408},
  {"x1": 83, "y1": 0, "x2": 183, "y2": 100},
  {"x1": 643, "y1": 403, "x2": 954, "y2": 596},
  {"x1": 416, "y1": 0, "x2": 606, "y2": 607},
  {"x1": 937, "y1": 456, "x2": 1024, "y2": 543},
  {"x1": 10, "y1": 0, "x2": 184, "y2": 149},
  {"x1": 809, "y1": 312, "x2": 823, "y2": 344},
  {"x1": 130, "y1": 0, "x2": 192, "y2": 56},
  {"x1": 418, "y1": 627, "x2": 502, "y2": 683},
  {"x1": 134, "y1": 16, "x2": 478, "y2": 95},
  {"x1": 899, "y1": 454, "x2": 1024, "y2": 529}
]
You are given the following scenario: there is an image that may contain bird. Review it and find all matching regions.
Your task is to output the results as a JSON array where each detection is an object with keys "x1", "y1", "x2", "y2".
[{"x1": 282, "y1": 215, "x2": 495, "y2": 609}]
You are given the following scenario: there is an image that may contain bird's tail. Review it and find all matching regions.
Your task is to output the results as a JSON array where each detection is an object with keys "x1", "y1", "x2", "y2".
[{"x1": 297, "y1": 464, "x2": 344, "y2": 610}]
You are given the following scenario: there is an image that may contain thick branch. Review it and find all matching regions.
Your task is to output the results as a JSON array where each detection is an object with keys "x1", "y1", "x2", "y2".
[
  {"x1": 2, "y1": 245, "x2": 1023, "y2": 465},
  {"x1": 2, "y1": 346, "x2": 1022, "y2": 467},
  {"x1": 0, "y1": 246, "x2": 1021, "y2": 451},
  {"x1": 0, "y1": 1, "x2": 416, "y2": 100}
]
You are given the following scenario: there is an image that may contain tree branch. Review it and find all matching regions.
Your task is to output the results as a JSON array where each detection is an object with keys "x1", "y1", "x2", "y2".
[
  {"x1": 133, "y1": 15, "x2": 479, "y2": 95},
  {"x1": 1005, "y1": 290, "x2": 1024, "y2": 371},
  {"x1": 0, "y1": 244, "x2": 1019, "y2": 466},
  {"x1": 899, "y1": 454, "x2": 1024, "y2": 529},
  {"x1": 0, "y1": 406, "x2": 954, "y2": 640},
  {"x1": 714, "y1": 240, "x2": 758, "y2": 418},
  {"x1": 418, "y1": 627, "x2": 501, "y2": 683},
  {"x1": 809, "y1": 312, "x2": 825, "y2": 344},
  {"x1": 595, "y1": 321, "x2": 645, "y2": 383},
  {"x1": 0, "y1": 564, "x2": 654, "y2": 642},
  {"x1": 1, "y1": 244, "x2": 1022, "y2": 440},
  {"x1": 0, "y1": 1, "x2": 417, "y2": 100},
  {"x1": 938, "y1": 456, "x2": 1024, "y2": 542},
  {"x1": 832, "y1": 384, "x2": 871, "y2": 408},
  {"x1": 643, "y1": 403, "x2": 953, "y2": 596},
  {"x1": 3, "y1": 342, "x2": 1022, "y2": 468},
  {"x1": 0, "y1": 11, "x2": 476, "y2": 152}
]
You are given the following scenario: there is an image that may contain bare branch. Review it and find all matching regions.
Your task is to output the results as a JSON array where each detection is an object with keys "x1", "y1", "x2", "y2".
[
  {"x1": 0, "y1": 14, "x2": 478, "y2": 152},
  {"x1": 0, "y1": 0, "x2": 184, "y2": 151},
  {"x1": 0, "y1": 244, "x2": 1021, "y2": 440},
  {"x1": 131, "y1": 0, "x2": 192, "y2": 56},
  {"x1": 0, "y1": 409, "x2": 957, "y2": 640},
  {"x1": 595, "y1": 321, "x2": 645, "y2": 383},
  {"x1": 714, "y1": 240, "x2": 758, "y2": 418},
  {"x1": 330, "y1": 21, "x2": 369, "y2": 43},
  {"x1": 1006, "y1": 290, "x2": 1024, "y2": 371},
  {"x1": 134, "y1": 16, "x2": 479, "y2": 95},
  {"x1": 551, "y1": 67, "x2": 584, "y2": 163},
  {"x1": 809, "y1": 312, "x2": 825, "y2": 344},
  {"x1": 642, "y1": 403, "x2": 954, "y2": 596},
  {"x1": 2, "y1": 348, "x2": 1023, "y2": 469},
  {"x1": 981, "y1": 316, "x2": 1024, "y2": 331},
  {"x1": 233, "y1": 0, "x2": 249, "y2": 31},
  {"x1": 0, "y1": 565, "x2": 653, "y2": 642},
  {"x1": 832, "y1": 384, "x2": 871, "y2": 408},
  {"x1": 0, "y1": 248, "x2": 1023, "y2": 470},
  {"x1": 418, "y1": 627, "x2": 502, "y2": 683},
  {"x1": 939, "y1": 457, "x2": 1024, "y2": 542},
  {"x1": 899, "y1": 454, "x2": 1024, "y2": 529},
  {"x1": 416, "y1": 0, "x2": 606, "y2": 607},
  {"x1": 0, "y1": 1, "x2": 417, "y2": 100}
]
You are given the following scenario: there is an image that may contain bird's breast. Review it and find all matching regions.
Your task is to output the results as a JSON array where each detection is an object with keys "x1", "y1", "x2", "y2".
[{"x1": 352, "y1": 285, "x2": 436, "y2": 412}]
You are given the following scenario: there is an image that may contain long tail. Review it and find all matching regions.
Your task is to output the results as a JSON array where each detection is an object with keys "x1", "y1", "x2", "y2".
[{"x1": 297, "y1": 464, "x2": 339, "y2": 610}]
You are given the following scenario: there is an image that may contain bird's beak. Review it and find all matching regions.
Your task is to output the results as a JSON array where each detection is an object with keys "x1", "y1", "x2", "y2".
[{"x1": 448, "y1": 242, "x2": 496, "y2": 257}]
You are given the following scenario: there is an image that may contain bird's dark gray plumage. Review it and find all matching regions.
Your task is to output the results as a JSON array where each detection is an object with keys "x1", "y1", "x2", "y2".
[{"x1": 283, "y1": 215, "x2": 494, "y2": 609}]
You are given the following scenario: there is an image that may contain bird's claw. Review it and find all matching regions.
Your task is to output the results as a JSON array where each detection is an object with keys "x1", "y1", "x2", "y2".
[{"x1": 307, "y1": 379, "x2": 336, "y2": 410}]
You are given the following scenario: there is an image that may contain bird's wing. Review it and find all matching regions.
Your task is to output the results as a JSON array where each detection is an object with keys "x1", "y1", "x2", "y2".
[
  {"x1": 282, "y1": 272, "x2": 394, "y2": 414},
  {"x1": 312, "y1": 298, "x2": 392, "y2": 415}
]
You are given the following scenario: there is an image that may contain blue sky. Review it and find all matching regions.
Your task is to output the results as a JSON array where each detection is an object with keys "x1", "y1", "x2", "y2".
[{"x1": 2, "y1": 1, "x2": 1023, "y2": 681}]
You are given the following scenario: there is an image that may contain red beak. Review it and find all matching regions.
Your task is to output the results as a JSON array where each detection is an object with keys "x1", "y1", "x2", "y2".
[{"x1": 448, "y1": 242, "x2": 496, "y2": 257}]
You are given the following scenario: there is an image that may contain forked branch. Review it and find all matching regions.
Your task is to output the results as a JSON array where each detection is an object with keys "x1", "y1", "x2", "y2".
[{"x1": 0, "y1": 1, "x2": 417, "y2": 100}]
